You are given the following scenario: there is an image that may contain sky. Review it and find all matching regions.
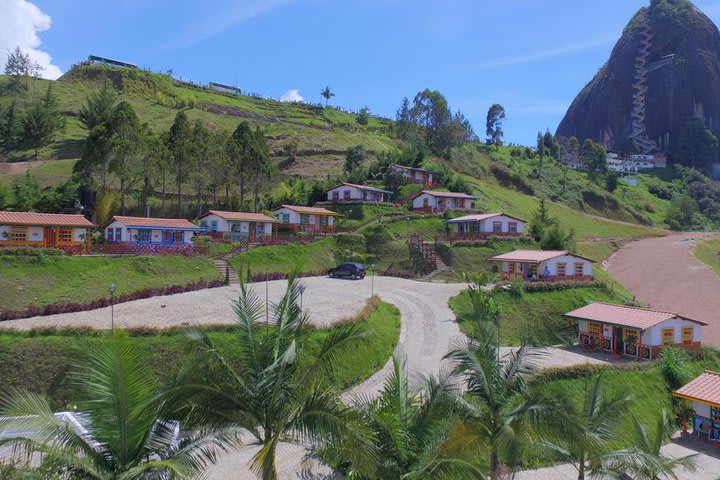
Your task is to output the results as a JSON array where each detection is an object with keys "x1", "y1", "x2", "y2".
[{"x1": 4, "y1": 0, "x2": 720, "y2": 146}]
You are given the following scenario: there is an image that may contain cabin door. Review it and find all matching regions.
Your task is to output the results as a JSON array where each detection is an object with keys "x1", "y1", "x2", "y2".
[
  {"x1": 44, "y1": 227, "x2": 57, "y2": 247},
  {"x1": 616, "y1": 327, "x2": 623, "y2": 353}
]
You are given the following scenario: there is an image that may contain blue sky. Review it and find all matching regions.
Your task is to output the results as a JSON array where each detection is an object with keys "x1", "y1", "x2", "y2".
[{"x1": 11, "y1": 0, "x2": 720, "y2": 145}]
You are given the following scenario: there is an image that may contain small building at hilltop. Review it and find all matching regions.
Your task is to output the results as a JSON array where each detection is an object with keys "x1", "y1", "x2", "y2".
[
  {"x1": 326, "y1": 183, "x2": 392, "y2": 203},
  {"x1": 445, "y1": 213, "x2": 525, "y2": 238},
  {"x1": 87, "y1": 55, "x2": 137, "y2": 69},
  {"x1": 673, "y1": 370, "x2": 720, "y2": 444},
  {"x1": 103, "y1": 216, "x2": 201, "y2": 246},
  {"x1": 565, "y1": 302, "x2": 706, "y2": 360},
  {"x1": 411, "y1": 191, "x2": 476, "y2": 213},
  {"x1": 0, "y1": 212, "x2": 95, "y2": 254},
  {"x1": 198, "y1": 210, "x2": 277, "y2": 241},
  {"x1": 272, "y1": 205, "x2": 339, "y2": 233},
  {"x1": 490, "y1": 250, "x2": 594, "y2": 282},
  {"x1": 209, "y1": 82, "x2": 241, "y2": 95}
]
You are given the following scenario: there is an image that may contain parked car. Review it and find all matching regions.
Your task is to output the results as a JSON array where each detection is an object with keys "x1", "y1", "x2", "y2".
[{"x1": 328, "y1": 263, "x2": 366, "y2": 279}]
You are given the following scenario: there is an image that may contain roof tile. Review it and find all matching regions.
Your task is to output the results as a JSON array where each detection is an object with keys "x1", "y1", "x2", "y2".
[
  {"x1": 0, "y1": 212, "x2": 95, "y2": 228},
  {"x1": 277, "y1": 205, "x2": 339, "y2": 216},
  {"x1": 674, "y1": 371, "x2": 720, "y2": 406},
  {"x1": 490, "y1": 250, "x2": 585, "y2": 263},
  {"x1": 201, "y1": 210, "x2": 278, "y2": 223},
  {"x1": 108, "y1": 216, "x2": 201, "y2": 230},
  {"x1": 564, "y1": 302, "x2": 707, "y2": 329}
]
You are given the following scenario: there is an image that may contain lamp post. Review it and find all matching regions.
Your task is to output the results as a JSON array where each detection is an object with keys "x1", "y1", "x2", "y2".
[
  {"x1": 370, "y1": 264, "x2": 376, "y2": 298},
  {"x1": 406, "y1": 216, "x2": 411, "y2": 240},
  {"x1": 109, "y1": 283, "x2": 116, "y2": 331}
]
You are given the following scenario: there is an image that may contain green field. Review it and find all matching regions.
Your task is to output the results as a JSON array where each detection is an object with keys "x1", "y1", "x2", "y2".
[
  {"x1": 0, "y1": 298, "x2": 400, "y2": 409},
  {"x1": 0, "y1": 254, "x2": 221, "y2": 312},
  {"x1": 449, "y1": 285, "x2": 627, "y2": 345},
  {"x1": 231, "y1": 238, "x2": 339, "y2": 277},
  {"x1": 692, "y1": 237, "x2": 720, "y2": 276}
]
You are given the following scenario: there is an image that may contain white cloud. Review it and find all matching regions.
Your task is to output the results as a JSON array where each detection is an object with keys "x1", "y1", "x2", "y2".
[
  {"x1": 461, "y1": 34, "x2": 616, "y2": 72},
  {"x1": 0, "y1": 0, "x2": 62, "y2": 79},
  {"x1": 280, "y1": 89, "x2": 303, "y2": 102}
]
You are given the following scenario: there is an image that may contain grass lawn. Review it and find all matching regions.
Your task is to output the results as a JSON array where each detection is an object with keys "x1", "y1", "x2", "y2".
[
  {"x1": 0, "y1": 298, "x2": 400, "y2": 409},
  {"x1": 692, "y1": 238, "x2": 720, "y2": 276},
  {"x1": 0, "y1": 254, "x2": 221, "y2": 312},
  {"x1": 449, "y1": 285, "x2": 627, "y2": 345},
  {"x1": 231, "y1": 238, "x2": 338, "y2": 278}
]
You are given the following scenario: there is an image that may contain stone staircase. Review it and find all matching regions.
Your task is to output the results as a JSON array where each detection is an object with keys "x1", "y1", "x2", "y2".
[
  {"x1": 630, "y1": 10, "x2": 658, "y2": 155},
  {"x1": 213, "y1": 255, "x2": 240, "y2": 285},
  {"x1": 421, "y1": 254, "x2": 451, "y2": 282}
]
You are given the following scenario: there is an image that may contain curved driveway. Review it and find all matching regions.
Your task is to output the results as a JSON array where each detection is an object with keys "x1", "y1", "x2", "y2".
[{"x1": 607, "y1": 232, "x2": 720, "y2": 345}]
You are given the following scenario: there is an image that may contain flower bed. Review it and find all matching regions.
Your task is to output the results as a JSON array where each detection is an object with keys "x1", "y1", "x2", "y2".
[
  {"x1": 0, "y1": 279, "x2": 225, "y2": 322},
  {"x1": 521, "y1": 280, "x2": 605, "y2": 292}
]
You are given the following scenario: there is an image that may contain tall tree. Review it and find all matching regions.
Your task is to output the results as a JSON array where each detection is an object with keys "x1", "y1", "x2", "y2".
[
  {"x1": 678, "y1": 117, "x2": 719, "y2": 174},
  {"x1": 108, "y1": 101, "x2": 142, "y2": 214},
  {"x1": 444, "y1": 321, "x2": 550, "y2": 478},
  {"x1": 139, "y1": 125, "x2": 167, "y2": 216},
  {"x1": 166, "y1": 272, "x2": 367, "y2": 480},
  {"x1": 231, "y1": 121, "x2": 254, "y2": 208},
  {"x1": 395, "y1": 97, "x2": 416, "y2": 141},
  {"x1": 485, "y1": 104, "x2": 506, "y2": 147},
  {"x1": 321, "y1": 86, "x2": 335, "y2": 107},
  {"x1": 21, "y1": 84, "x2": 65, "y2": 160},
  {"x1": 167, "y1": 111, "x2": 193, "y2": 216},
  {"x1": 0, "y1": 101, "x2": 21, "y2": 152},
  {"x1": 409, "y1": 89, "x2": 474, "y2": 155},
  {"x1": 581, "y1": 139, "x2": 607, "y2": 180},
  {"x1": 4, "y1": 46, "x2": 42, "y2": 89},
  {"x1": 344, "y1": 144, "x2": 367, "y2": 173},
  {"x1": 250, "y1": 126, "x2": 272, "y2": 211},
  {"x1": 189, "y1": 120, "x2": 211, "y2": 218},
  {"x1": 0, "y1": 333, "x2": 234, "y2": 479},
  {"x1": 78, "y1": 81, "x2": 118, "y2": 131}
]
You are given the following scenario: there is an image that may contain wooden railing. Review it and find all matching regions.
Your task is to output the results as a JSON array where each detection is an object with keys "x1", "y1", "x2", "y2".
[
  {"x1": 90, "y1": 243, "x2": 209, "y2": 256},
  {"x1": 408, "y1": 234, "x2": 437, "y2": 271}
]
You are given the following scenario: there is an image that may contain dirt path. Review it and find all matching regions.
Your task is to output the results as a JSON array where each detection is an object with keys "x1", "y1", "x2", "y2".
[{"x1": 607, "y1": 232, "x2": 720, "y2": 345}]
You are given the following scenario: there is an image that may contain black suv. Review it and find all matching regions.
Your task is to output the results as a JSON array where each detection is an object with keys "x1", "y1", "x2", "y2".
[{"x1": 328, "y1": 263, "x2": 366, "y2": 279}]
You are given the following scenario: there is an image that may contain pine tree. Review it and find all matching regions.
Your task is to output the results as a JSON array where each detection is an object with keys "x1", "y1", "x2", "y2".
[
  {"x1": 167, "y1": 111, "x2": 193, "y2": 216},
  {"x1": 0, "y1": 101, "x2": 21, "y2": 151},
  {"x1": 21, "y1": 85, "x2": 65, "y2": 159}
]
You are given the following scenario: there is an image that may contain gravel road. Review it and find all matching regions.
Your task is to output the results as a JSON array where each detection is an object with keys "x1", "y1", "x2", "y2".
[{"x1": 607, "y1": 232, "x2": 720, "y2": 345}]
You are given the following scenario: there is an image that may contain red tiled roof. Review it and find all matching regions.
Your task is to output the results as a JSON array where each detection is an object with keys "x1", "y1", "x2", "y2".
[
  {"x1": 106, "y1": 216, "x2": 201, "y2": 230},
  {"x1": 200, "y1": 210, "x2": 278, "y2": 223},
  {"x1": 277, "y1": 205, "x2": 339, "y2": 216},
  {"x1": 418, "y1": 190, "x2": 477, "y2": 199},
  {"x1": 0, "y1": 211, "x2": 95, "y2": 228},
  {"x1": 446, "y1": 212, "x2": 526, "y2": 223},
  {"x1": 674, "y1": 371, "x2": 720, "y2": 407},
  {"x1": 490, "y1": 250, "x2": 595, "y2": 263},
  {"x1": 564, "y1": 302, "x2": 707, "y2": 330}
]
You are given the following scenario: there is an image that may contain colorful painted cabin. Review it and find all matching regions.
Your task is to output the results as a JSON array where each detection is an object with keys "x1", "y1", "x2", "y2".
[
  {"x1": 565, "y1": 302, "x2": 706, "y2": 360},
  {"x1": 445, "y1": 213, "x2": 526, "y2": 238},
  {"x1": 272, "y1": 205, "x2": 339, "y2": 233},
  {"x1": 0, "y1": 211, "x2": 95, "y2": 254},
  {"x1": 411, "y1": 191, "x2": 476, "y2": 213},
  {"x1": 388, "y1": 165, "x2": 440, "y2": 187},
  {"x1": 326, "y1": 183, "x2": 392, "y2": 203},
  {"x1": 673, "y1": 371, "x2": 720, "y2": 444},
  {"x1": 198, "y1": 210, "x2": 278, "y2": 242},
  {"x1": 490, "y1": 250, "x2": 594, "y2": 282},
  {"x1": 103, "y1": 216, "x2": 201, "y2": 245}
]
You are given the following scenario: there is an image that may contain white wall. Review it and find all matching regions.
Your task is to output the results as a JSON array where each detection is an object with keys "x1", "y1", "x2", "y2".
[
  {"x1": 412, "y1": 193, "x2": 436, "y2": 209},
  {"x1": 104, "y1": 221, "x2": 195, "y2": 244},
  {"x1": 0, "y1": 224, "x2": 44, "y2": 242},
  {"x1": 693, "y1": 401, "x2": 711, "y2": 419},
  {"x1": 327, "y1": 185, "x2": 363, "y2": 201},
  {"x1": 72, "y1": 227, "x2": 87, "y2": 242},
  {"x1": 478, "y1": 216, "x2": 525, "y2": 233},
  {"x1": 542, "y1": 255, "x2": 593, "y2": 277},
  {"x1": 646, "y1": 318, "x2": 702, "y2": 346},
  {"x1": 274, "y1": 209, "x2": 334, "y2": 227}
]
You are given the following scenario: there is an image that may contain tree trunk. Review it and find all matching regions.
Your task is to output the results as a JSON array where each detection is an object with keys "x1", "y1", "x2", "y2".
[
  {"x1": 577, "y1": 454, "x2": 585, "y2": 480},
  {"x1": 143, "y1": 161, "x2": 150, "y2": 215},
  {"x1": 176, "y1": 162, "x2": 183, "y2": 217},
  {"x1": 120, "y1": 177, "x2": 127, "y2": 215},
  {"x1": 490, "y1": 449, "x2": 500, "y2": 479},
  {"x1": 161, "y1": 173, "x2": 167, "y2": 217}
]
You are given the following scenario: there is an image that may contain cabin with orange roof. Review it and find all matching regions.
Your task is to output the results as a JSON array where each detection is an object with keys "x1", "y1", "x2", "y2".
[
  {"x1": 103, "y1": 216, "x2": 202, "y2": 246},
  {"x1": 673, "y1": 371, "x2": 720, "y2": 444},
  {"x1": 0, "y1": 211, "x2": 95, "y2": 254},
  {"x1": 198, "y1": 210, "x2": 278, "y2": 241},
  {"x1": 490, "y1": 250, "x2": 594, "y2": 282},
  {"x1": 272, "y1": 205, "x2": 340, "y2": 233},
  {"x1": 411, "y1": 191, "x2": 476, "y2": 213},
  {"x1": 326, "y1": 183, "x2": 392, "y2": 203},
  {"x1": 565, "y1": 302, "x2": 706, "y2": 360}
]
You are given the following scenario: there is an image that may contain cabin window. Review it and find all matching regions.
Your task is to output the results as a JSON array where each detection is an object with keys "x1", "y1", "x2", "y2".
[
  {"x1": 280, "y1": 213, "x2": 290, "y2": 223},
  {"x1": 59, "y1": 229, "x2": 73, "y2": 243},
  {"x1": 508, "y1": 222, "x2": 518, "y2": 233},
  {"x1": 528, "y1": 263, "x2": 538, "y2": 278},
  {"x1": 300, "y1": 215, "x2": 310, "y2": 225},
  {"x1": 574, "y1": 262, "x2": 584, "y2": 276},
  {"x1": 200, "y1": 221, "x2": 208, "y2": 231},
  {"x1": 662, "y1": 328, "x2": 674, "y2": 346},
  {"x1": 136, "y1": 230, "x2": 152, "y2": 243},
  {"x1": 557, "y1": 263, "x2": 567, "y2": 277},
  {"x1": 320, "y1": 215, "x2": 329, "y2": 226},
  {"x1": 210, "y1": 221, "x2": 218, "y2": 233},
  {"x1": 332, "y1": 191, "x2": 339, "y2": 200},
  {"x1": 588, "y1": 322, "x2": 602, "y2": 335},
  {"x1": 623, "y1": 329, "x2": 639, "y2": 345},
  {"x1": 255, "y1": 223, "x2": 265, "y2": 235},
  {"x1": 9, "y1": 226, "x2": 27, "y2": 242},
  {"x1": 343, "y1": 190, "x2": 351, "y2": 199},
  {"x1": 712, "y1": 407, "x2": 720, "y2": 423},
  {"x1": 492, "y1": 221, "x2": 503, "y2": 233},
  {"x1": 169, "y1": 231, "x2": 184, "y2": 244},
  {"x1": 107, "y1": 229, "x2": 114, "y2": 242},
  {"x1": 682, "y1": 327, "x2": 694, "y2": 345},
  {"x1": 507, "y1": 262, "x2": 516, "y2": 274},
  {"x1": 115, "y1": 228, "x2": 122, "y2": 242}
]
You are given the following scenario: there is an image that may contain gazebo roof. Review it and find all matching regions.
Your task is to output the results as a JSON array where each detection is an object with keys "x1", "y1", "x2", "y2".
[{"x1": 673, "y1": 371, "x2": 720, "y2": 407}]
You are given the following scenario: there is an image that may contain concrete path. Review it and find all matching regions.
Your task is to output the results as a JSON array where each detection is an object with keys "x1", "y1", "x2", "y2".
[
  {"x1": 607, "y1": 232, "x2": 720, "y2": 345},
  {"x1": 515, "y1": 432, "x2": 720, "y2": 480}
]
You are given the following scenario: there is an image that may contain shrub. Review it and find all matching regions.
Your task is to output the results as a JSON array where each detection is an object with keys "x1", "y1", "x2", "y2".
[
  {"x1": 0, "y1": 246, "x2": 65, "y2": 256},
  {"x1": 0, "y1": 279, "x2": 224, "y2": 322},
  {"x1": 508, "y1": 278, "x2": 524, "y2": 298},
  {"x1": 521, "y1": 281, "x2": 605, "y2": 292},
  {"x1": 659, "y1": 346, "x2": 692, "y2": 390}
]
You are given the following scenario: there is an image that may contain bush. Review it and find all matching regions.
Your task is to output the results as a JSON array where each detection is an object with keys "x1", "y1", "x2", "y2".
[
  {"x1": 0, "y1": 279, "x2": 224, "y2": 321},
  {"x1": 0, "y1": 246, "x2": 65, "y2": 256},
  {"x1": 521, "y1": 280, "x2": 605, "y2": 292}
]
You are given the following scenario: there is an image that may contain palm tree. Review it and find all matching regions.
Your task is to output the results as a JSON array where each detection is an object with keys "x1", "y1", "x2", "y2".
[
  {"x1": 166, "y1": 271, "x2": 370, "y2": 480},
  {"x1": 326, "y1": 354, "x2": 485, "y2": 479},
  {"x1": 540, "y1": 373, "x2": 634, "y2": 480},
  {"x1": 321, "y1": 86, "x2": 335, "y2": 107},
  {"x1": 443, "y1": 321, "x2": 548, "y2": 478},
  {"x1": 602, "y1": 409, "x2": 696, "y2": 480},
  {"x1": 0, "y1": 333, "x2": 231, "y2": 479}
]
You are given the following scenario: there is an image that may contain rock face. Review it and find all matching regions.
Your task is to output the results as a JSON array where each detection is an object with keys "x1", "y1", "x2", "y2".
[{"x1": 556, "y1": 0, "x2": 720, "y2": 157}]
